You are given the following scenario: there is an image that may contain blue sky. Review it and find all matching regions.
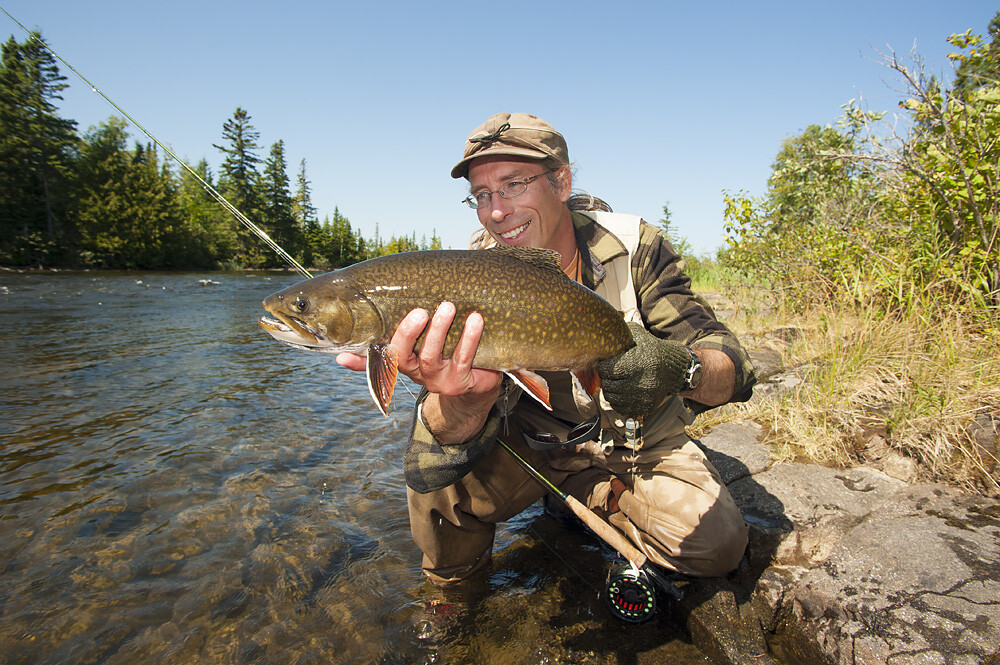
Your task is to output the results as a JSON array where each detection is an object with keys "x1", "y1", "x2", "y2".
[{"x1": 3, "y1": 1, "x2": 997, "y2": 255}]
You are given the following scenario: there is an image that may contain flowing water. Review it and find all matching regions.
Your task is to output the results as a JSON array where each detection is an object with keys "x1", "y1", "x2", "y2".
[{"x1": 0, "y1": 271, "x2": 709, "y2": 664}]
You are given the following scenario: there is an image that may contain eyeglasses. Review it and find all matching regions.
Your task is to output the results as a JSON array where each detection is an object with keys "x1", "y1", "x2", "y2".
[{"x1": 462, "y1": 171, "x2": 553, "y2": 209}]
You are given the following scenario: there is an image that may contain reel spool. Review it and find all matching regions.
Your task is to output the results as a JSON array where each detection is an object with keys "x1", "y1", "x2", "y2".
[{"x1": 604, "y1": 563, "x2": 657, "y2": 623}]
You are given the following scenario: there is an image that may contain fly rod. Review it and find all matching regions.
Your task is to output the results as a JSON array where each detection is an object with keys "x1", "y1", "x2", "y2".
[
  {"x1": 497, "y1": 439, "x2": 681, "y2": 623},
  {"x1": 0, "y1": 5, "x2": 312, "y2": 279}
]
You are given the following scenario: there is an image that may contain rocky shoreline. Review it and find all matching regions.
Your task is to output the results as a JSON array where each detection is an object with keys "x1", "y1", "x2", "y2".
[
  {"x1": 676, "y1": 420, "x2": 999, "y2": 665},
  {"x1": 671, "y1": 304, "x2": 1000, "y2": 664}
]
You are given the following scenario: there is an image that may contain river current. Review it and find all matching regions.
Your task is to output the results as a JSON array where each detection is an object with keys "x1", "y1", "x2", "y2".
[{"x1": 0, "y1": 270, "x2": 706, "y2": 664}]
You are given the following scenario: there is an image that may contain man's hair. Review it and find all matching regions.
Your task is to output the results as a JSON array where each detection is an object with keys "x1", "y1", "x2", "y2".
[
  {"x1": 567, "y1": 193, "x2": 613, "y2": 212},
  {"x1": 539, "y1": 158, "x2": 613, "y2": 212}
]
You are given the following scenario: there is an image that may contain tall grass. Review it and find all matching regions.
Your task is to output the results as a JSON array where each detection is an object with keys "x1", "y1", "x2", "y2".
[{"x1": 699, "y1": 270, "x2": 1000, "y2": 495}]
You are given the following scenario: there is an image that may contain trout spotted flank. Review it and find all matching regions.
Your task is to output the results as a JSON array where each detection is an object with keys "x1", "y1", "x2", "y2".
[{"x1": 258, "y1": 246, "x2": 635, "y2": 416}]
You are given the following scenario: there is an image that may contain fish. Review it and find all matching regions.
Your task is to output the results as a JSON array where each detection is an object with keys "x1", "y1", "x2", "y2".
[{"x1": 257, "y1": 246, "x2": 635, "y2": 416}]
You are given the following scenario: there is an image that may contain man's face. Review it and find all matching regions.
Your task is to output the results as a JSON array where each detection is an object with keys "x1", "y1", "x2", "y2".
[{"x1": 467, "y1": 155, "x2": 572, "y2": 252}]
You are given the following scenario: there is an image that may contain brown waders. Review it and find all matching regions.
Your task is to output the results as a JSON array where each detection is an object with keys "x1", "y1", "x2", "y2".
[{"x1": 406, "y1": 418, "x2": 748, "y2": 584}]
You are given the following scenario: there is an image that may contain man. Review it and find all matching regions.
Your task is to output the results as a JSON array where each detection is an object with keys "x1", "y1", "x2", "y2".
[{"x1": 338, "y1": 112, "x2": 756, "y2": 585}]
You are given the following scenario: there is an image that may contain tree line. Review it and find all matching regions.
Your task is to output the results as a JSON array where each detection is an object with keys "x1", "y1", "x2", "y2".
[
  {"x1": 0, "y1": 32, "x2": 441, "y2": 271},
  {"x1": 722, "y1": 13, "x2": 1000, "y2": 318}
]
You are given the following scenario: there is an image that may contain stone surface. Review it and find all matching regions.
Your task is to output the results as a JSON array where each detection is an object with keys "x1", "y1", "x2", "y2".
[
  {"x1": 787, "y1": 485, "x2": 1000, "y2": 664},
  {"x1": 697, "y1": 420, "x2": 773, "y2": 483},
  {"x1": 687, "y1": 420, "x2": 1000, "y2": 665}
]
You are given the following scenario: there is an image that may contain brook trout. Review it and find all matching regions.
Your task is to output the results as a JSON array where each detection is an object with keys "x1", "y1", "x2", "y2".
[{"x1": 258, "y1": 246, "x2": 635, "y2": 416}]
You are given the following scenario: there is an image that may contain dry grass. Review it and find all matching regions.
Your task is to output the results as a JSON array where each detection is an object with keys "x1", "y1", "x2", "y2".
[{"x1": 692, "y1": 275, "x2": 1000, "y2": 495}]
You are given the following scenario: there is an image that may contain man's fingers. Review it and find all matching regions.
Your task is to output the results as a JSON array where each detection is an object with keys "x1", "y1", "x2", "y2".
[
  {"x1": 336, "y1": 352, "x2": 366, "y2": 371},
  {"x1": 451, "y1": 311, "x2": 484, "y2": 369},
  {"x1": 393, "y1": 308, "x2": 430, "y2": 349},
  {"x1": 418, "y1": 302, "x2": 456, "y2": 369}
]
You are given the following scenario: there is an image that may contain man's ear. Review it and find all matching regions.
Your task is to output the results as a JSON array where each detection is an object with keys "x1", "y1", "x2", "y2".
[{"x1": 554, "y1": 166, "x2": 573, "y2": 202}]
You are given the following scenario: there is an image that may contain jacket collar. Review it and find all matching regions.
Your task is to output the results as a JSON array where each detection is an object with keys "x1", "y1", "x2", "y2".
[{"x1": 570, "y1": 210, "x2": 628, "y2": 289}]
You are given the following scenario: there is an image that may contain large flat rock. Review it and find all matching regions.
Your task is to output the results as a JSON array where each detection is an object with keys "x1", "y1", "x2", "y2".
[
  {"x1": 689, "y1": 420, "x2": 1000, "y2": 664},
  {"x1": 778, "y1": 484, "x2": 1000, "y2": 664}
]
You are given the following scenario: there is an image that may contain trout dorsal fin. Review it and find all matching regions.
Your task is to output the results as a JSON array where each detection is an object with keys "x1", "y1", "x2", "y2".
[{"x1": 485, "y1": 245, "x2": 564, "y2": 276}]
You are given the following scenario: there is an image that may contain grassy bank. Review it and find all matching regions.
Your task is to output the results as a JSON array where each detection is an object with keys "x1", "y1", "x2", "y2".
[{"x1": 692, "y1": 269, "x2": 1000, "y2": 496}]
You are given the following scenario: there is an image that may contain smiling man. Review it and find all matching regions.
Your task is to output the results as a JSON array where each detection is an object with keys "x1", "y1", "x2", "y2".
[{"x1": 340, "y1": 112, "x2": 757, "y2": 586}]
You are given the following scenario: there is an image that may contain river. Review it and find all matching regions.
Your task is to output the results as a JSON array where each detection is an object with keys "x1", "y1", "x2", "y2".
[{"x1": 0, "y1": 270, "x2": 708, "y2": 664}]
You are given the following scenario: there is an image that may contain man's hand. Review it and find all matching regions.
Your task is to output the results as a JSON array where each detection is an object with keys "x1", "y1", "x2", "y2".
[
  {"x1": 337, "y1": 302, "x2": 502, "y2": 443},
  {"x1": 596, "y1": 322, "x2": 691, "y2": 418}
]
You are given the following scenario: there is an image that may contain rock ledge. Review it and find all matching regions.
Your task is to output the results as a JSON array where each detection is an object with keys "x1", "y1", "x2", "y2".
[{"x1": 678, "y1": 420, "x2": 1000, "y2": 665}]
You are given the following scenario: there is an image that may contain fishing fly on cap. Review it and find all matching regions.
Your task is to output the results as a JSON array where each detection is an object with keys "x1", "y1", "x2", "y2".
[{"x1": 451, "y1": 112, "x2": 569, "y2": 179}]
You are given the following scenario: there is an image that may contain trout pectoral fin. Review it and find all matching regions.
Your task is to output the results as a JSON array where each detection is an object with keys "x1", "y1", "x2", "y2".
[
  {"x1": 366, "y1": 343, "x2": 399, "y2": 417},
  {"x1": 506, "y1": 369, "x2": 552, "y2": 411},
  {"x1": 572, "y1": 367, "x2": 601, "y2": 397}
]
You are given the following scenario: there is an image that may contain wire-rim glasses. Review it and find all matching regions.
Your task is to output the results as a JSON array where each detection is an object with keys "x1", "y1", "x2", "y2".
[{"x1": 463, "y1": 170, "x2": 554, "y2": 209}]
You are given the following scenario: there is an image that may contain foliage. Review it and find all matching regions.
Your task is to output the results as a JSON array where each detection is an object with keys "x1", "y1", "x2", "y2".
[
  {"x1": 952, "y1": 15, "x2": 1000, "y2": 97},
  {"x1": 722, "y1": 15, "x2": 1000, "y2": 322},
  {"x1": 714, "y1": 14, "x2": 1000, "y2": 493},
  {"x1": 260, "y1": 140, "x2": 298, "y2": 269},
  {"x1": 74, "y1": 119, "x2": 184, "y2": 268},
  {"x1": 0, "y1": 32, "x2": 78, "y2": 266},
  {"x1": 655, "y1": 200, "x2": 693, "y2": 258},
  {"x1": 0, "y1": 32, "x2": 446, "y2": 271}
]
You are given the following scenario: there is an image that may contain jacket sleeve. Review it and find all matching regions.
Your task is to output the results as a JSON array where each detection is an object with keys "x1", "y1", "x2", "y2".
[
  {"x1": 403, "y1": 380, "x2": 519, "y2": 493},
  {"x1": 631, "y1": 222, "x2": 757, "y2": 406}
]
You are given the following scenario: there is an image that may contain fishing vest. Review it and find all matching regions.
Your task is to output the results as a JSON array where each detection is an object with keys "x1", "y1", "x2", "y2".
[{"x1": 515, "y1": 210, "x2": 694, "y2": 458}]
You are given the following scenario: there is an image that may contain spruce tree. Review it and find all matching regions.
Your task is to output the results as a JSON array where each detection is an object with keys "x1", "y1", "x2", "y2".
[
  {"x1": 260, "y1": 140, "x2": 297, "y2": 268},
  {"x1": 293, "y1": 158, "x2": 319, "y2": 266},
  {"x1": 0, "y1": 32, "x2": 78, "y2": 265},
  {"x1": 214, "y1": 107, "x2": 264, "y2": 267}
]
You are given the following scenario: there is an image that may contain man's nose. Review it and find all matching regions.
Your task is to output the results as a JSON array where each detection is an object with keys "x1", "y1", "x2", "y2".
[{"x1": 488, "y1": 192, "x2": 513, "y2": 222}]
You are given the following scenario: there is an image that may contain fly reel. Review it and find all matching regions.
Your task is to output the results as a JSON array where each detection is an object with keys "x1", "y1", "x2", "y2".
[{"x1": 604, "y1": 563, "x2": 657, "y2": 623}]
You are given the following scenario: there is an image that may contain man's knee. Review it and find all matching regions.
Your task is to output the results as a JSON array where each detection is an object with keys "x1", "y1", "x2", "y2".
[{"x1": 679, "y1": 500, "x2": 749, "y2": 577}]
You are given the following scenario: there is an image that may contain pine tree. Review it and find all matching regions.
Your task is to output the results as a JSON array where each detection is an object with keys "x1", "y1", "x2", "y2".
[
  {"x1": 0, "y1": 32, "x2": 78, "y2": 265},
  {"x1": 293, "y1": 158, "x2": 319, "y2": 266},
  {"x1": 214, "y1": 107, "x2": 264, "y2": 267},
  {"x1": 75, "y1": 119, "x2": 182, "y2": 268},
  {"x1": 260, "y1": 140, "x2": 297, "y2": 268},
  {"x1": 177, "y1": 158, "x2": 233, "y2": 268}
]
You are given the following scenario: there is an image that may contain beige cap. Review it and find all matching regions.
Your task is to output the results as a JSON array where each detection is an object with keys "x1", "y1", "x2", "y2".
[{"x1": 451, "y1": 112, "x2": 569, "y2": 179}]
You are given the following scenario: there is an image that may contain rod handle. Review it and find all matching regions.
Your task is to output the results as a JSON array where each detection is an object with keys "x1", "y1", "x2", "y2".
[{"x1": 563, "y1": 494, "x2": 648, "y2": 568}]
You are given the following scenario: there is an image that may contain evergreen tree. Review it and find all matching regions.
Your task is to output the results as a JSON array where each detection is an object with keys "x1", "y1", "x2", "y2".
[
  {"x1": 260, "y1": 140, "x2": 297, "y2": 268},
  {"x1": 75, "y1": 119, "x2": 182, "y2": 268},
  {"x1": 0, "y1": 32, "x2": 78, "y2": 265},
  {"x1": 214, "y1": 107, "x2": 264, "y2": 267},
  {"x1": 177, "y1": 158, "x2": 233, "y2": 268},
  {"x1": 293, "y1": 158, "x2": 319, "y2": 266}
]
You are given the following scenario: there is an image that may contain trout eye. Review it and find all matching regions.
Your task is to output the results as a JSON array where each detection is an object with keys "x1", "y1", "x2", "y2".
[{"x1": 292, "y1": 297, "x2": 310, "y2": 313}]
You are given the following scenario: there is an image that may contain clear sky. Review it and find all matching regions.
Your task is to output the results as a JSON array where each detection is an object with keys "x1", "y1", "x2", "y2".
[{"x1": 3, "y1": 1, "x2": 997, "y2": 256}]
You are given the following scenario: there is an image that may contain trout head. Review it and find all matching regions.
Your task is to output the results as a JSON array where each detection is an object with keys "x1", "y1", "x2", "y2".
[{"x1": 258, "y1": 273, "x2": 383, "y2": 354}]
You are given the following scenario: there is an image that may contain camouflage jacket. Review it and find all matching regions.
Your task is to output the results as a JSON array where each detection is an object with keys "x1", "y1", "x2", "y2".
[{"x1": 403, "y1": 212, "x2": 756, "y2": 493}]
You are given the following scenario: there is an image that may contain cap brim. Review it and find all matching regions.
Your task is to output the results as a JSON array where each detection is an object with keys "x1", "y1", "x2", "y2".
[{"x1": 450, "y1": 146, "x2": 550, "y2": 179}]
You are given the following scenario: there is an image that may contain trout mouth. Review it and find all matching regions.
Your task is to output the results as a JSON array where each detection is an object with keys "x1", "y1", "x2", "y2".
[
  {"x1": 258, "y1": 311, "x2": 370, "y2": 355},
  {"x1": 258, "y1": 312, "x2": 320, "y2": 345}
]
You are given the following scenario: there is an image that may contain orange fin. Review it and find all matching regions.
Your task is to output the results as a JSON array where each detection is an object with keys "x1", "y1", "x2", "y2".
[
  {"x1": 572, "y1": 366, "x2": 601, "y2": 397},
  {"x1": 366, "y1": 343, "x2": 399, "y2": 417},
  {"x1": 505, "y1": 369, "x2": 552, "y2": 411}
]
